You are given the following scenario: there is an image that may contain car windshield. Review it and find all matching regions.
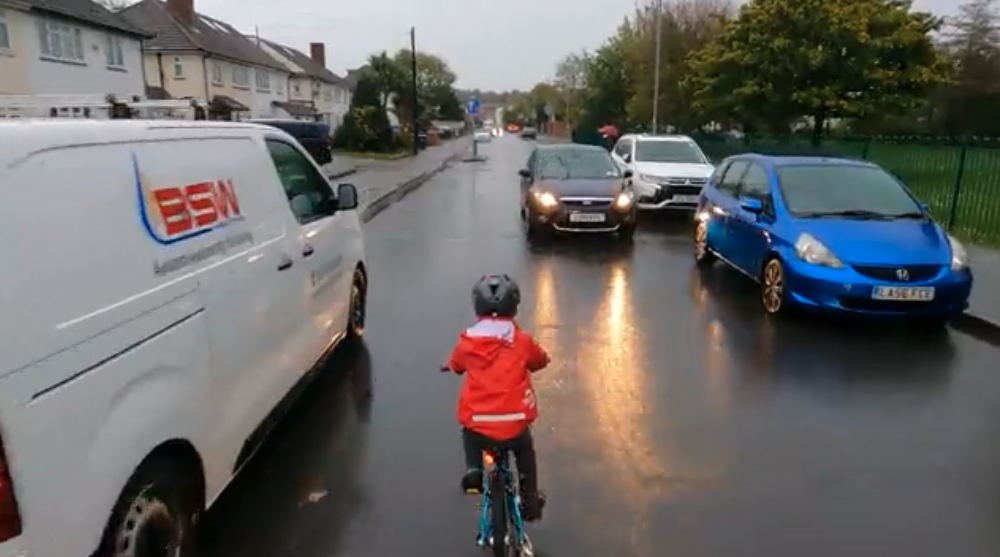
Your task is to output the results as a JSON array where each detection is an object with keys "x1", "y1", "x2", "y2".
[
  {"x1": 777, "y1": 165, "x2": 923, "y2": 217},
  {"x1": 536, "y1": 149, "x2": 621, "y2": 180},
  {"x1": 635, "y1": 140, "x2": 707, "y2": 163}
]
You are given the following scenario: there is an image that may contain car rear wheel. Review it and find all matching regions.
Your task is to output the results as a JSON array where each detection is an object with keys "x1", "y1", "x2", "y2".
[
  {"x1": 693, "y1": 221, "x2": 717, "y2": 267},
  {"x1": 102, "y1": 456, "x2": 201, "y2": 557},
  {"x1": 761, "y1": 257, "x2": 786, "y2": 314}
]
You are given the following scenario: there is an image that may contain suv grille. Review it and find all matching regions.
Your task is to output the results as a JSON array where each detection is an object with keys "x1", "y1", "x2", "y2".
[{"x1": 661, "y1": 177, "x2": 707, "y2": 186}]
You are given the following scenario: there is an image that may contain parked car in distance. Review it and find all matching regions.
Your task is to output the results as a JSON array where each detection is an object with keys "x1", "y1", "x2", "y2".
[
  {"x1": 520, "y1": 126, "x2": 537, "y2": 140},
  {"x1": 248, "y1": 118, "x2": 333, "y2": 165},
  {"x1": 693, "y1": 154, "x2": 972, "y2": 323},
  {"x1": 0, "y1": 120, "x2": 368, "y2": 556},
  {"x1": 611, "y1": 134, "x2": 714, "y2": 211},
  {"x1": 519, "y1": 143, "x2": 637, "y2": 242}
]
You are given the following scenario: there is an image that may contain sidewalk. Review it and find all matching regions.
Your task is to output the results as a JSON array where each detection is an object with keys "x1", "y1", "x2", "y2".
[
  {"x1": 964, "y1": 245, "x2": 1000, "y2": 328},
  {"x1": 321, "y1": 156, "x2": 358, "y2": 180},
  {"x1": 334, "y1": 139, "x2": 471, "y2": 222}
]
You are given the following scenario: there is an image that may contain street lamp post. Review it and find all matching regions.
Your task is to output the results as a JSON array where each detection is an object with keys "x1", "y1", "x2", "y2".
[
  {"x1": 410, "y1": 26, "x2": 419, "y2": 155},
  {"x1": 651, "y1": 0, "x2": 662, "y2": 134}
]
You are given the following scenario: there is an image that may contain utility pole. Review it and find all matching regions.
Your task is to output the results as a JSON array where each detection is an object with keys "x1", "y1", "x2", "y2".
[
  {"x1": 651, "y1": 0, "x2": 662, "y2": 134},
  {"x1": 410, "y1": 26, "x2": 419, "y2": 155}
]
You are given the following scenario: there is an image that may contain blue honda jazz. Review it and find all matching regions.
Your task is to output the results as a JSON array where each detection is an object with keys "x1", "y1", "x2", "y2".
[{"x1": 693, "y1": 154, "x2": 973, "y2": 323}]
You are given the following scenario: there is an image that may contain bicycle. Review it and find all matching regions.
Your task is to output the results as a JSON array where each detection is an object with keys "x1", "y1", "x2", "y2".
[
  {"x1": 440, "y1": 364, "x2": 536, "y2": 556},
  {"x1": 469, "y1": 447, "x2": 534, "y2": 557}
]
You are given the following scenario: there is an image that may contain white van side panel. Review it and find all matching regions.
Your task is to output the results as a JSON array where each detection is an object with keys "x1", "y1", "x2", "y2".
[
  {"x1": 0, "y1": 131, "x2": 297, "y2": 556},
  {"x1": 0, "y1": 296, "x2": 210, "y2": 557}
]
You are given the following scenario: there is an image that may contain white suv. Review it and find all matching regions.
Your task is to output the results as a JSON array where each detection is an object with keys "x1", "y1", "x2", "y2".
[{"x1": 610, "y1": 134, "x2": 715, "y2": 211}]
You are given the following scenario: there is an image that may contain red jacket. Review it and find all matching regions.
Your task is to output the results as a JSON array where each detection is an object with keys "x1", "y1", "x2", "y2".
[{"x1": 446, "y1": 318, "x2": 549, "y2": 440}]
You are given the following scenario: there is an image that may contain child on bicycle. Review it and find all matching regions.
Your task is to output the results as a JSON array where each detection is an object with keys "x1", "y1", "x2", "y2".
[{"x1": 441, "y1": 274, "x2": 549, "y2": 521}]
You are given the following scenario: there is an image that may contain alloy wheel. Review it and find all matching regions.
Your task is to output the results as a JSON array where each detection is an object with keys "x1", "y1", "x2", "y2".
[
  {"x1": 115, "y1": 492, "x2": 181, "y2": 557},
  {"x1": 761, "y1": 259, "x2": 784, "y2": 314}
]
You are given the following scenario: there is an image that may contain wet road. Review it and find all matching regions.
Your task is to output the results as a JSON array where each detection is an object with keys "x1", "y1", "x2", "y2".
[{"x1": 200, "y1": 136, "x2": 1000, "y2": 557}]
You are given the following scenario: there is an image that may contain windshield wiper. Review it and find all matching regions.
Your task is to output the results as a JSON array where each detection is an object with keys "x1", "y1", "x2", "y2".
[
  {"x1": 798, "y1": 209, "x2": 893, "y2": 219},
  {"x1": 884, "y1": 211, "x2": 926, "y2": 219}
]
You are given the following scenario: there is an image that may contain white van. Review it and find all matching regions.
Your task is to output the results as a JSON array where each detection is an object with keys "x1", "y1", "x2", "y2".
[{"x1": 0, "y1": 120, "x2": 368, "y2": 557}]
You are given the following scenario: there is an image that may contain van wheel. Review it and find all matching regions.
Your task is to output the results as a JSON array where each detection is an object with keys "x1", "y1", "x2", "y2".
[
  {"x1": 347, "y1": 271, "x2": 367, "y2": 339},
  {"x1": 103, "y1": 457, "x2": 201, "y2": 557}
]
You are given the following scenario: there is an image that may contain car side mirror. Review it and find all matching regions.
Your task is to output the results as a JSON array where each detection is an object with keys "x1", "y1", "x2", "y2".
[
  {"x1": 739, "y1": 196, "x2": 763, "y2": 214},
  {"x1": 918, "y1": 202, "x2": 930, "y2": 214},
  {"x1": 623, "y1": 169, "x2": 633, "y2": 179},
  {"x1": 337, "y1": 183, "x2": 359, "y2": 210},
  {"x1": 622, "y1": 153, "x2": 631, "y2": 163},
  {"x1": 518, "y1": 168, "x2": 531, "y2": 178}
]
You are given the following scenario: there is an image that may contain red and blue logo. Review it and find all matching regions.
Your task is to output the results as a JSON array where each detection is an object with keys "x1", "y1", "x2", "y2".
[{"x1": 134, "y1": 155, "x2": 245, "y2": 245}]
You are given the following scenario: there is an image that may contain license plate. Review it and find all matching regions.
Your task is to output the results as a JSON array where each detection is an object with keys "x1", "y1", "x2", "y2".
[
  {"x1": 569, "y1": 212, "x2": 606, "y2": 223},
  {"x1": 872, "y1": 286, "x2": 935, "y2": 301},
  {"x1": 672, "y1": 195, "x2": 700, "y2": 203}
]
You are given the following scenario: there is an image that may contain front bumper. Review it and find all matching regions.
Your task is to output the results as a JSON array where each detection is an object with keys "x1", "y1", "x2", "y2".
[
  {"x1": 528, "y1": 197, "x2": 637, "y2": 233},
  {"x1": 782, "y1": 257, "x2": 973, "y2": 317}
]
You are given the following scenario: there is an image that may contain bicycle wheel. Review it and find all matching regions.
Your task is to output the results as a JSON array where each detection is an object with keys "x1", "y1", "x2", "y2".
[{"x1": 489, "y1": 471, "x2": 507, "y2": 557}]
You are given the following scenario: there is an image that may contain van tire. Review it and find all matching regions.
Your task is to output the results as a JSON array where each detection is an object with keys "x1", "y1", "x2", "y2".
[
  {"x1": 347, "y1": 270, "x2": 366, "y2": 339},
  {"x1": 102, "y1": 456, "x2": 201, "y2": 557}
]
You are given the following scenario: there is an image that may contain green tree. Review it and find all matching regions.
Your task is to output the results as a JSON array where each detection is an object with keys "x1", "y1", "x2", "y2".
[
  {"x1": 622, "y1": 0, "x2": 733, "y2": 131},
  {"x1": 367, "y1": 51, "x2": 405, "y2": 110},
  {"x1": 685, "y1": 0, "x2": 949, "y2": 136},
  {"x1": 438, "y1": 88, "x2": 464, "y2": 120},
  {"x1": 553, "y1": 51, "x2": 590, "y2": 126},
  {"x1": 577, "y1": 33, "x2": 635, "y2": 131},
  {"x1": 391, "y1": 49, "x2": 458, "y2": 121},
  {"x1": 332, "y1": 70, "x2": 394, "y2": 152},
  {"x1": 940, "y1": 0, "x2": 1000, "y2": 134}
]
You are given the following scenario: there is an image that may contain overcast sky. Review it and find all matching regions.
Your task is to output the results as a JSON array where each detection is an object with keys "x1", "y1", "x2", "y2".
[{"x1": 195, "y1": 0, "x2": 959, "y2": 92}]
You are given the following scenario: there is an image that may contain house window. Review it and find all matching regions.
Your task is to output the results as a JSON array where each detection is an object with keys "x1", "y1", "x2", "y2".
[
  {"x1": 232, "y1": 67, "x2": 249, "y2": 88},
  {"x1": 255, "y1": 69, "x2": 270, "y2": 92},
  {"x1": 173, "y1": 56, "x2": 183, "y2": 77},
  {"x1": 293, "y1": 83, "x2": 301, "y2": 94},
  {"x1": 37, "y1": 19, "x2": 84, "y2": 62},
  {"x1": 211, "y1": 62, "x2": 223, "y2": 85},
  {"x1": 0, "y1": 9, "x2": 11, "y2": 50},
  {"x1": 276, "y1": 76, "x2": 284, "y2": 95},
  {"x1": 105, "y1": 35, "x2": 125, "y2": 68},
  {"x1": 323, "y1": 87, "x2": 332, "y2": 101}
]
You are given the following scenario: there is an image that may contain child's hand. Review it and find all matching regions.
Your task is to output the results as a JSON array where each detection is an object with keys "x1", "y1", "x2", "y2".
[{"x1": 439, "y1": 364, "x2": 452, "y2": 372}]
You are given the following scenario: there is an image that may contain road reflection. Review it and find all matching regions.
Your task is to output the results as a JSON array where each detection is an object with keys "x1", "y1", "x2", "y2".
[
  {"x1": 198, "y1": 343, "x2": 373, "y2": 557},
  {"x1": 690, "y1": 266, "x2": 956, "y2": 394}
]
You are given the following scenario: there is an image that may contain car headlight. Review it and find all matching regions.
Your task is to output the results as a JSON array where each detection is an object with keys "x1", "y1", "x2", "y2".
[
  {"x1": 947, "y1": 234, "x2": 968, "y2": 270},
  {"x1": 615, "y1": 191, "x2": 633, "y2": 208},
  {"x1": 794, "y1": 233, "x2": 843, "y2": 268},
  {"x1": 533, "y1": 191, "x2": 558, "y2": 208},
  {"x1": 639, "y1": 174, "x2": 662, "y2": 184}
]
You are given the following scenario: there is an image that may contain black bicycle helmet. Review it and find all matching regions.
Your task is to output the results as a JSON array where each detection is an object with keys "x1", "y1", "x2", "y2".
[{"x1": 472, "y1": 274, "x2": 521, "y2": 317}]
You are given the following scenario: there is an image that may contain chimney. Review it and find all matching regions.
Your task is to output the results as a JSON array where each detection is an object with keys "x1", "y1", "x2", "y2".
[
  {"x1": 309, "y1": 43, "x2": 326, "y2": 68},
  {"x1": 166, "y1": 0, "x2": 194, "y2": 24}
]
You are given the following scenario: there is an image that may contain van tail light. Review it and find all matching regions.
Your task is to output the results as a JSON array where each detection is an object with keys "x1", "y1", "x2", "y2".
[{"x1": 0, "y1": 436, "x2": 22, "y2": 542}]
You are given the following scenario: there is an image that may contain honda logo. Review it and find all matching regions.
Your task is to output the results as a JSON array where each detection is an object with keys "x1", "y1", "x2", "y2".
[{"x1": 895, "y1": 268, "x2": 909, "y2": 281}]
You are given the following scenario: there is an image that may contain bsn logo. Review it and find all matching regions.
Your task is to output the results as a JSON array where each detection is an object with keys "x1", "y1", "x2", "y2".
[{"x1": 142, "y1": 179, "x2": 243, "y2": 243}]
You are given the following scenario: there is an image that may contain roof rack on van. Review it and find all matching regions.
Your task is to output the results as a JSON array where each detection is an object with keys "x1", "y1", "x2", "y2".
[{"x1": 0, "y1": 95, "x2": 208, "y2": 121}]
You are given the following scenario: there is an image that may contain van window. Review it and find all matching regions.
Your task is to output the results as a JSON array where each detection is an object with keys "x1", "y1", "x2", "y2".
[{"x1": 265, "y1": 139, "x2": 337, "y2": 224}]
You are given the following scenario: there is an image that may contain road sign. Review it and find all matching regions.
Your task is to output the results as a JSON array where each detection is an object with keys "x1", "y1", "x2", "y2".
[{"x1": 467, "y1": 98, "x2": 480, "y2": 115}]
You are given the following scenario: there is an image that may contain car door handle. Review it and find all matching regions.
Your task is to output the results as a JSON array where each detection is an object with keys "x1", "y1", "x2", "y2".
[
  {"x1": 302, "y1": 244, "x2": 315, "y2": 257},
  {"x1": 277, "y1": 255, "x2": 293, "y2": 271}
]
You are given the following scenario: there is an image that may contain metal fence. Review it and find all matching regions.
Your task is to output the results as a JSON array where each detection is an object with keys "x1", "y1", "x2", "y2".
[{"x1": 573, "y1": 130, "x2": 1000, "y2": 247}]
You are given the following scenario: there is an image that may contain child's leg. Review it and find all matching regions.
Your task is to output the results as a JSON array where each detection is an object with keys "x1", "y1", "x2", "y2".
[
  {"x1": 460, "y1": 428, "x2": 484, "y2": 492},
  {"x1": 510, "y1": 428, "x2": 545, "y2": 520}
]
